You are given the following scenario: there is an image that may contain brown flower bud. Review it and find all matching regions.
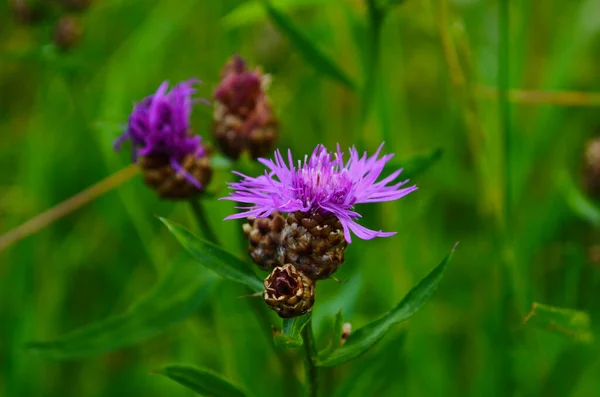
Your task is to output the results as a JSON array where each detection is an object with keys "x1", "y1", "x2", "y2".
[
  {"x1": 263, "y1": 264, "x2": 315, "y2": 318},
  {"x1": 139, "y1": 153, "x2": 212, "y2": 200},
  {"x1": 242, "y1": 211, "x2": 285, "y2": 271},
  {"x1": 278, "y1": 212, "x2": 347, "y2": 280},
  {"x1": 213, "y1": 55, "x2": 278, "y2": 160},
  {"x1": 53, "y1": 15, "x2": 83, "y2": 51}
]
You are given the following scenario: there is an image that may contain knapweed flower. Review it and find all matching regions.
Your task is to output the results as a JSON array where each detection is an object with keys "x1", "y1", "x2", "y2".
[
  {"x1": 114, "y1": 79, "x2": 212, "y2": 199},
  {"x1": 213, "y1": 55, "x2": 278, "y2": 160},
  {"x1": 224, "y1": 144, "x2": 417, "y2": 280}
]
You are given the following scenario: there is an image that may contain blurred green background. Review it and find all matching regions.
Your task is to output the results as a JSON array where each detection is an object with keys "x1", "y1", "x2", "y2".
[{"x1": 1, "y1": 0, "x2": 600, "y2": 396}]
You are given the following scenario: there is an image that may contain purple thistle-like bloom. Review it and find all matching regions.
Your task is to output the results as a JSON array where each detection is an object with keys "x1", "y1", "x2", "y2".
[
  {"x1": 223, "y1": 144, "x2": 418, "y2": 243},
  {"x1": 114, "y1": 79, "x2": 207, "y2": 188}
]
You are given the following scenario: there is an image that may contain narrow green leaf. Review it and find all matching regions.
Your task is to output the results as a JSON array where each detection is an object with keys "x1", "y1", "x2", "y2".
[
  {"x1": 385, "y1": 148, "x2": 443, "y2": 181},
  {"x1": 560, "y1": 171, "x2": 600, "y2": 227},
  {"x1": 273, "y1": 313, "x2": 311, "y2": 348},
  {"x1": 319, "y1": 310, "x2": 345, "y2": 359},
  {"x1": 222, "y1": 0, "x2": 339, "y2": 29},
  {"x1": 157, "y1": 365, "x2": 247, "y2": 397},
  {"x1": 316, "y1": 244, "x2": 456, "y2": 367},
  {"x1": 523, "y1": 302, "x2": 594, "y2": 343},
  {"x1": 160, "y1": 218, "x2": 264, "y2": 293},
  {"x1": 263, "y1": 2, "x2": 356, "y2": 90},
  {"x1": 26, "y1": 257, "x2": 216, "y2": 359}
]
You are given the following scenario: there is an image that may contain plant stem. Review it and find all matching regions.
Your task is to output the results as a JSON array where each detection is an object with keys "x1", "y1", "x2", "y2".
[
  {"x1": 499, "y1": 0, "x2": 511, "y2": 226},
  {"x1": 358, "y1": 0, "x2": 385, "y2": 147},
  {"x1": 301, "y1": 319, "x2": 318, "y2": 397},
  {"x1": 189, "y1": 199, "x2": 220, "y2": 246},
  {"x1": 0, "y1": 164, "x2": 139, "y2": 253}
]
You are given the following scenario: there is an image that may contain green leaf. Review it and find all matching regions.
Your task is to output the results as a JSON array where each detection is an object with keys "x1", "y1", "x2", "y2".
[
  {"x1": 385, "y1": 148, "x2": 443, "y2": 181},
  {"x1": 523, "y1": 302, "x2": 594, "y2": 343},
  {"x1": 222, "y1": 0, "x2": 339, "y2": 29},
  {"x1": 316, "y1": 244, "x2": 456, "y2": 367},
  {"x1": 273, "y1": 313, "x2": 311, "y2": 348},
  {"x1": 157, "y1": 365, "x2": 247, "y2": 397},
  {"x1": 160, "y1": 218, "x2": 264, "y2": 293},
  {"x1": 560, "y1": 170, "x2": 600, "y2": 227},
  {"x1": 263, "y1": 2, "x2": 356, "y2": 90},
  {"x1": 319, "y1": 310, "x2": 345, "y2": 359},
  {"x1": 27, "y1": 256, "x2": 217, "y2": 359}
]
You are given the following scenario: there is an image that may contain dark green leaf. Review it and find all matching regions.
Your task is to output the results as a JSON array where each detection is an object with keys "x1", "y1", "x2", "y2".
[
  {"x1": 523, "y1": 302, "x2": 593, "y2": 343},
  {"x1": 160, "y1": 218, "x2": 263, "y2": 293},
  {"x1": 273, "y1": 313, "x2": 311, "y2": 348},
  {"x1": 157, "y1": 365, "x2": 247, "y2": 397},
  {"x1": 316, "y1": 244, "x2": 456, "y2": 367},
  {"x1": 385, "y1": 148, "x2": 443, "y2": 181},
  {"x1": 319, "y1": 310, "x2": 345, "y2": 359},
  {"x1": 560, "y1": 170, "x2": 600, "y2": 227},
  {"x1": 263, "y1": 2, "x2": 356, "y2": 90},
  {"x1": 27, "y1": 256, "x2": 216, "y2": 359}
]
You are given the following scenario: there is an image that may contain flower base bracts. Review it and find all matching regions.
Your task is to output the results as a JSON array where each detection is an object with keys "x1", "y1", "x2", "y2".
[
  {"x1": 242, "y1": 211, "x2": 285, "y2": 271},
  {"x1": 278, "y1": 211, "x2": 347, "y2": 280},
  {"x1": 263, "y1": 264, "x2": 315, "y2": 318},
  {"x1": 140, "y1": 154, "x2": 212, "y2": 199}
]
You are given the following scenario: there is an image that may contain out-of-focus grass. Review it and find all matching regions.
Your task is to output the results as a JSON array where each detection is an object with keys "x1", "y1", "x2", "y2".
[{"x1": 1, "y1": 0, "x2": 600, "y2": 396}]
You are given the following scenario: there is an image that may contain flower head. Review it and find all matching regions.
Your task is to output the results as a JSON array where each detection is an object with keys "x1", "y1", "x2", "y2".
[
  {"x1": 223, "y1": 144, "x2": 417, "y2": 242},
  {"x1": 114, "y1": 79, "x2": 208, "y2": 189},
  {"x1": 213, "y1": 55, "x2": 278, "y2": 160}
]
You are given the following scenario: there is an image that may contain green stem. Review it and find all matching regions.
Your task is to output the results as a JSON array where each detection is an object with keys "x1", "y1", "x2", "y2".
[
  {"x1": 358, "y1": 0, "x2": 385, "y2": 146},
  {"x1": 497, "y1": 2, "x2": 519, "y2": 395},
  {"x1": 302, "y1": 319, "x2": 318, "y2": 397},
  {"x1": 499, "y1": 0, "x2": 511, "y2": 225},
  {"x1": 189, "y1": 199, "x2": 220, "y2": 246}
]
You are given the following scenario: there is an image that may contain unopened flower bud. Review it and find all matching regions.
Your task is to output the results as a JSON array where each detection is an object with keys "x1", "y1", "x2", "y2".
[
  {"x1": 243, "y1": 211, "x2": 285, "y2": 271},
  {"x1": 584, "y1": 137, "x2": 600, "y2": 199},
  {"x1": 278, "y1": 212, "x2": 347, "y2": 280},
  {"x1": 213, "y1": 55, "x2": 278, "y2": 160},
  {"x1": 263, "y1": 264, "x2": 315, "y2": 318},
  {"x1": 139, "y1": 152, "x2": 212, "y2": 199},
  {"x1": 53, "y1": 15, "x2": 83, "y2": 51},
  {"x1": 340, "y1": 322, "x2": 352, "y2": 346}
]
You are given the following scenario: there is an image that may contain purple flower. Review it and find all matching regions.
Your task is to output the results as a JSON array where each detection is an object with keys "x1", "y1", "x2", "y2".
[
  {"x1": 222, "y1": 144, "x2": 417, "y2": 242},
  {"x1": 114, "y1": 79, "x2": 207, "y2": 188}
]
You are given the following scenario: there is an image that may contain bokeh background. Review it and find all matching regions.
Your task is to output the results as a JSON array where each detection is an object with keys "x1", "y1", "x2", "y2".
[{"x1": 2, "y1": 0, "x2": 600, "y2": 396}]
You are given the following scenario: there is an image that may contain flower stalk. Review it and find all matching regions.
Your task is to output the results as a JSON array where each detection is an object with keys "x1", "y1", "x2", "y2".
[
  {"x1": 301, "y1": 317, "x2": 318, "y2": 397},
  {"x1": 189, "y1": 199, "x2": 220, "y2": 246}
]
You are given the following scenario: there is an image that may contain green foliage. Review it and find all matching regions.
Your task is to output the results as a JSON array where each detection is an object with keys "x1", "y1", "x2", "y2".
[
  {"x1": 26, "y1": 256, "x2": 217, "y2": 359},
  {"x1": 262, "y1": 2, "x2": 356, "y2": 89},
  {"x1": 157, "y1": 365, "x2": 247, "y2": 397},
  {"x1": 222, "y1": 0, "x2": 339, "y2": 29},
  {"x1": 317, "y1": 245, "x2": 456, "y2": 367},
  {"x1": 560, "y1": 171, "x2": 600, "y2": 228},
  {"x1": 386, "y1": 147, "x2": 444, "y2": 181},
  {"x1": 523, "y1": 302, "x2": 594, "y2": 343},
  {"x1": 160, "y1": 218, "x2": 264, "y2": 293},
  {"x1": 273, "y1": 313, "x2": 311, "y2": 348}
]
